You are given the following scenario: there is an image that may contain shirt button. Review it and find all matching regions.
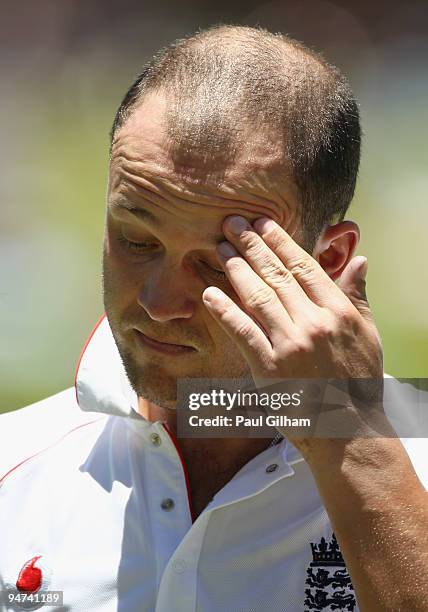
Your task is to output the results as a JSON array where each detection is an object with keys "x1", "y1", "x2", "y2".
[
  {"x1": 150, "y1": 432, "x2": 162, "y2": 446},
  {"x1": 171, "y1": 558, "x2": 187, "y2": 574},
  {"x1": 160, "y1": 498, "x2": 175, "y2": 511},
  {"x1": 266, "y1": 463, "x2": 278, "y2": 473}
]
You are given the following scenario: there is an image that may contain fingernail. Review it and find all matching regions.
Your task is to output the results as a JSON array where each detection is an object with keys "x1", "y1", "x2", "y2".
[
  {"x1": 217, "y1": 241, "x2": 237, "y2": 258},
  {"x1": 253, "y1": 217, "x2": 276, "y2": 235},
  {"x1": 227, "y1": 216, "x2": 249, "y2": 235},
  {"x1": 203, "y1": 287, "x2": 223, "y2": 304}
]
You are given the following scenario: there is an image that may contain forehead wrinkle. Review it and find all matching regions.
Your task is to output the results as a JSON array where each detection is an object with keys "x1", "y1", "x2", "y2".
[
  {"x1": 111, "y1": 165, "x2": 287, "y2": 229},
  {"x1": 111, "y1": 92, "x2": 297, "y2": 225},
  {"x1": 111, "y1": 176, "x2": 191, "y2": 226},
  {"x1": 109, "y1": 152, "x2": 169, "y2": 193},
  {"x1": 111, "y1": 191, "x2": 229, "y2": 246},
  {"x1": 110, "y1": 133, "x2": 292, "y2": 229},
  {"x1": 112, "y1": 184, "x2": 244, "y2": 238}
]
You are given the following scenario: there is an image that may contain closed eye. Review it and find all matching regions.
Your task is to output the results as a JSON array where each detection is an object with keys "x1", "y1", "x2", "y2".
[
  {"x1": 200, "y1": 260, "x2": 227, "y2": 280},
  {"x1": 117, "y1": 236, "x2": 159, "y2": 253},
  {"x1": 118, "y1": 235, "x2": 227, "y2": 280}
]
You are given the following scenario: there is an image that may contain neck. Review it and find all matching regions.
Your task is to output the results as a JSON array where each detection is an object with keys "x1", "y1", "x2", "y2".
[
  {"x1": 138, "y1": 397, "x2": 275, "y2": 474},
  {"x1": 138, "y1": 397, "x2": 175, "y2": 429}
]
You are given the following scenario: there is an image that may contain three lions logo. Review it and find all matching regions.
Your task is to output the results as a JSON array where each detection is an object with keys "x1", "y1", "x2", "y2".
[{"x1": 304, "y1": 533, "x2": 356, "y2": 611}]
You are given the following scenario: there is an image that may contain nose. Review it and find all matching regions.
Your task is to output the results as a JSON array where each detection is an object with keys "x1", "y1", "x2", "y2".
[{"x1": 137, "y1": 264, "x2": 196, "y2": 322}]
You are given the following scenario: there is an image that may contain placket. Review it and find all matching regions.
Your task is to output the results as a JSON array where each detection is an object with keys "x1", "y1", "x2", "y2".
[
  {"x1": 155, "y1": 439, "x2": 298, "y2": 612},
  {"x1": 156, "y1": 508, "x2": 211, "y2": 612},
  {"x1": 127, "y1": 418, "x2": 194, "y2": 593}
]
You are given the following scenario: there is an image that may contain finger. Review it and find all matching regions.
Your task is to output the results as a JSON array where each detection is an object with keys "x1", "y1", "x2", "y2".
[
  {"x1": 252, "y1": 217, "x2": 350, "y2": 309},
  {"x1": 338, "y1": 256, "x2": 376, "y2": 327},
  {"x1": 222, "y1": 215, "x2": 320, "y2": 323},
  {"x1": 202, "y1": 286, "x2": 272, "y2": 365},
  {"x1": 216, "y1": 241, "x2": 295, "y2": 343}
]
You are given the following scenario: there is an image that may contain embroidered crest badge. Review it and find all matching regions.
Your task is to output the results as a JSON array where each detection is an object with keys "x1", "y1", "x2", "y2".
[{"x1": 304, "y1": 533, "x2": 356, "y2": 611}]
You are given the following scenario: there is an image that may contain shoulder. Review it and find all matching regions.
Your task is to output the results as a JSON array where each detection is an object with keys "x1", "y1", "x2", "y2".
[
  {"x1": 383, "y1": 374, "x2": 428, "y2": 490},
  {"x1": 0, "y1": 388, "x2": 106, "y2": 479},
  {"x1": 383, "y1": 373, "x2": 428, "y2": 490}
]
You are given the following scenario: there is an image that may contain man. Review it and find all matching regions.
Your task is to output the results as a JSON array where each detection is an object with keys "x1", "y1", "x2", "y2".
[{"x1": 0, "y1": 25, "x2": 427, "y2": 612}]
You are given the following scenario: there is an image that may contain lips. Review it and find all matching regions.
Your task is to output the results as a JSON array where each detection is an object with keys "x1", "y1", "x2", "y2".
[{"x1": 134, "y1": 329, "x2": 196, "y2": 354}]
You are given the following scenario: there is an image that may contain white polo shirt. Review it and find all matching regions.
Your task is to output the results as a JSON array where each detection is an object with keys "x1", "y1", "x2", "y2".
[{"x1": 0, "y1": 316, "x2": 426, "y2": 612}]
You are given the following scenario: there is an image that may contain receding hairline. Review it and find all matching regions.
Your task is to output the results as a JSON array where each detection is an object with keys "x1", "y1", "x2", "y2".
[
  {"x1": 110, "y1": 24, "x2": 361, "y2": 252},
  {"x1": 110, "y1": 25, "x2": 336, "y2": 147},
  {"x1": 110, "y1": 27, "x2": 335, "y2": 189}
]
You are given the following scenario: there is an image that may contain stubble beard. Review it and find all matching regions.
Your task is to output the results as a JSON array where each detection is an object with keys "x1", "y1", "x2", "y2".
[
  {"x1": 111, "y1": 325, "x2": 252, "y2": 411},
  {"x1": 102, "y1": 262, "x2": 252, "y2": 410}
]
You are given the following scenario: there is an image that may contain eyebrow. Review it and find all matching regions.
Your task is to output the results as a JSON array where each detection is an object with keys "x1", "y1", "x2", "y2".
[
  {"x1": 112, "y1": 199, "x2": 160, "y2": 226},
  {"x1": 111, "y1": 199, "x2": 226, "y2": 245}
]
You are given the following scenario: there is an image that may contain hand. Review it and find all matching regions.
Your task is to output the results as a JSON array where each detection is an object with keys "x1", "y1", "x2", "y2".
[{"x1": 202, "y1": 216, "x2": 385, "y2": 454}]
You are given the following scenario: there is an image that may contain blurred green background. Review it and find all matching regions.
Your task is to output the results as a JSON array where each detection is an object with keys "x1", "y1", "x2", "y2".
[{"x1": 1, "y1": 0, "x2": 427, "y2": 414}]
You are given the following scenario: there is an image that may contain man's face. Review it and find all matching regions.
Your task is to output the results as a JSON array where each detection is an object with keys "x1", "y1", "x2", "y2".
[{"x1": 103, "y1": 92, "x2": 301, "y2": 409}]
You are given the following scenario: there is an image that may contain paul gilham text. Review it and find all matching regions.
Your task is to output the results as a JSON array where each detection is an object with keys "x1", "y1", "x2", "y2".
[{"x1": 188, "y1": 415, "x2": 311, "y2": 428}]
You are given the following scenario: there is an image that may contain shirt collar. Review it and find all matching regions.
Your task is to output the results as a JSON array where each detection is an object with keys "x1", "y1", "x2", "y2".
[
  {"x1": 75, "y1": 315, "x2": 139, "y2": 418},
  {"x1": 75, "y1": 316, "x2": 306, "y2": 459},
  {"x1": 74, "y1": 316, "x2": 408, "y2": 506}
]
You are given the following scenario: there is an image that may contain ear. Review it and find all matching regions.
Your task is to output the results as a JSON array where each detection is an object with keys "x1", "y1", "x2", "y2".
[{"x1": 312, "y1": 221, "x2": 360, "y2": 282}]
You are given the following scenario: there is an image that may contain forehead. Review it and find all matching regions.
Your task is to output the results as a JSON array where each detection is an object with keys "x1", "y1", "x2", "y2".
[{"x1": 109, "y1": 92, "x2": 299, "y2": 229}]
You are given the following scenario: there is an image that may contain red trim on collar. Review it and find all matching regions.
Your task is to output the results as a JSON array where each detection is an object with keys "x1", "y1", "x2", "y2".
[
  {"x1": 72, "y1": 315, "x2": 195, "y2": 524},
  {"x1": 74, "y1": 314, "x2": 106, "y2": 405},
  {"x1": 0, "y1": 419, "x2": 104, "y2": 486},
  {"x1": 162, "y1": 422, "x2": 195, "y2": 524}
]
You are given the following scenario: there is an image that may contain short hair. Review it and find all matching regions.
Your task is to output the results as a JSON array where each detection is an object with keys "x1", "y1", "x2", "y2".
[{"x1": 110, "y1": 25, "x2": 361, "y2": 251}]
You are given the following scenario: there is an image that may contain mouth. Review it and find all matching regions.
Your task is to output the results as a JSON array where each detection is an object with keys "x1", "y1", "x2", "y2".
[{"x1": 134, "y1": 329, "x2": 197, "y2": 355}]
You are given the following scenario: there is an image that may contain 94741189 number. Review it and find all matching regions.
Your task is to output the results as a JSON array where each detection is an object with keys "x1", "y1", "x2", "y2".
[{"x1": 0, "y1": 590, "x2": 63, "y2": 607}]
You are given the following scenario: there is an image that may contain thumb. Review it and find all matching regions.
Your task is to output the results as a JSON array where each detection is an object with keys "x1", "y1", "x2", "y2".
[{"x1": 338, "y1": 256, "x2": 374, "y2": 324}]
